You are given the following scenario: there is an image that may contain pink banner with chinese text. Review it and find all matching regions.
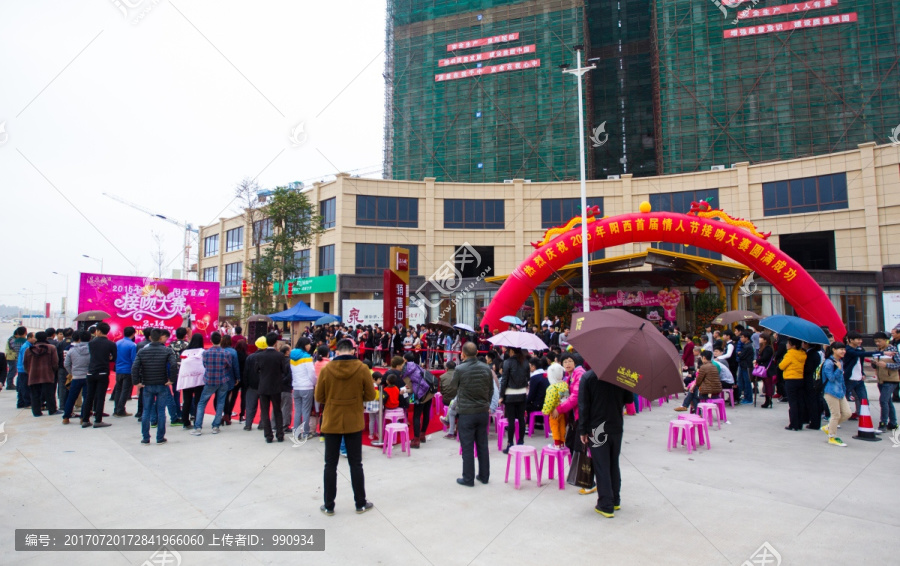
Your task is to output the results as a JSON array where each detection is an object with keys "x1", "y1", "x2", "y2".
[{"x1": 77, "y1": 273, "x2": 219, "y2": 343}]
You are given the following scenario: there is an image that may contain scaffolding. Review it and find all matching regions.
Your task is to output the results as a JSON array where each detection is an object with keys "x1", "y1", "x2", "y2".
[
  {"x1": 383, "y1": 0, "x2": 394, "y2": 180},
  {"x1": 389, "y1": 0, "x2": 589, "y2": 183},
  {"x1": 654, "y1": 0, "x2": 900, "y2": 173}
]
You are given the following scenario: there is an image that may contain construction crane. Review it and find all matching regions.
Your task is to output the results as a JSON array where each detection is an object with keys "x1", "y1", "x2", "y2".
[{"x1": 102, "y1": 193, "x2": 199, "y2": 278}]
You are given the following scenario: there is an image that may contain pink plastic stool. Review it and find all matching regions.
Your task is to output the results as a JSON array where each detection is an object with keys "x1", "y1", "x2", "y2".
[
  {"x1": 384, "y1": 408, "x2": 407, "y2": 425},
  {"x1": 431, "y1": 393, "x2": 443, "y2": 418},
  {"x1": 504, "y1": 445, "x2": 541, "y2": 489},
  {"x1": 639, "y1": 396, "x2": 652, "y2": 412},
  {"x1": 667, "y1": 420, "x2": 695, "y2": 454},
  {"x1": 719, "y1": 389, "x2": 735, "y2": 407},
  {"x1": 677, "y1": 414, "x2": 711, "y2": 449},
  {"x1": 696, "y1": 402, "x2": 721, "y2": 430},
  {"x1": 705, "y1": 398, "x2": 727, "y2": 422},
  {"x1": 497, "y1": 418, "x2": 520, "y2": 451},
  {"x1": 382, "y1": 423, "x2": 410, "y2": 458},
  {"x1": 539, "y1": 445, "x2": 571, "y2": 490},
  {"x1": 527, "y1": 412, "x2": 550, "y2": 438}
]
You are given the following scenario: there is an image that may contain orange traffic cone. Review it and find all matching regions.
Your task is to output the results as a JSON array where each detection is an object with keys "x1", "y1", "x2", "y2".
[{"x1": 852, "y1": 398, "x2": 882, "y2": 442}]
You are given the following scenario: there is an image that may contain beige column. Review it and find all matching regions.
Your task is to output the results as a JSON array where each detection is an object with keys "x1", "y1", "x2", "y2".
[
  {"x1": 734, "y1": 162, "x2": 750, "y2": 218},
  {"x1": 513, "y1": 179, "x2": 525, "y2": 263},
  {"x1": 858, "y1": 143, "x2": 881, "y2": 270},
  {"x1": 620, "y1": 174, "x2": 635, "y2": 255},
  {"x1": 424, "y1": 177, "x2": 436, "y2": 275}
]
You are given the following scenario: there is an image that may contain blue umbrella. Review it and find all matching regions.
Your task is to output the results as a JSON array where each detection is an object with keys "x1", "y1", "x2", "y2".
[
  {"x1": 314, "y1": 314, "x2": 340, "y2": 325},
  {"x1": 500, "y1": 315, "x2": 526, "y2": 326},
  {"x1": 759, "y1": 315, "x2": 830, "y2": 345}
]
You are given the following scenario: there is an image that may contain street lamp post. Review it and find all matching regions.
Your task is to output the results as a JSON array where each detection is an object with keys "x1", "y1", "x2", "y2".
[
  {"x1": 52, "y1": 271, "x2": 69, "y2": 319},
  {"x1": 82, "y1": 254, "x2": 104, "y2": 274},
  {"x1": 562, "y1": 45, "x2": 595, "y2": 314}
]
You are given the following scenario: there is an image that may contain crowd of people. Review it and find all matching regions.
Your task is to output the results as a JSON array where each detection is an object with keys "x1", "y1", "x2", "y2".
[
  {"x1": 3, "y1": 314, "x2": 896, "y2": 516},
  {"x1": 673, "y1": 323, "x2": 900, "y2": 446}
]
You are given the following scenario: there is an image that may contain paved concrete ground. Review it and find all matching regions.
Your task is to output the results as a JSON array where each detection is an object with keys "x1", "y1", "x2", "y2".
[{"x1": 1, "y1": 361, "x2": 897, "y2": 564}]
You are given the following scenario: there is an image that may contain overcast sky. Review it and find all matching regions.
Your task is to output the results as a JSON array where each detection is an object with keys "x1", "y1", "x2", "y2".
[{"x1": 0, "y1": 0, "x2": 386, "y2": 313}]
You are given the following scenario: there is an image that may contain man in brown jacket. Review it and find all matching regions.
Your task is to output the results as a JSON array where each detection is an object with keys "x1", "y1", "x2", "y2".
[
  {"x1": 24, "y1": 332, "x2": 60, "y2": 417},
  {"x1": 675, "y1": 351, "x2": 721, "y2": 413},
  {"x1": 315, "y1": 338, "x2": 376, "y2": 516}
]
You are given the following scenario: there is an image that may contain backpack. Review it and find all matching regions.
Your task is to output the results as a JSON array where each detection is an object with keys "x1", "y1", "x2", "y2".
[{"x1": 422, "y1": 369, "x2": 438, "y2": 395}]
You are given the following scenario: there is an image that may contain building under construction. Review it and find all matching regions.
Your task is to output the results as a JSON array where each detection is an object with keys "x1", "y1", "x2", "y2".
[{"x1": 385, "y1": 0, "x2": 900, "y2": 181}]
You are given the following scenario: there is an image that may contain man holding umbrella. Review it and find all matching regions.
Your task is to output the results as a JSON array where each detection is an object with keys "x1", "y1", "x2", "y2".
[
  {"x1": 578, "y1": 369, "x2": 633, "y2": 518},
  {"x1": 568, "y1": 309, "x2": 679, "y2": 518}
]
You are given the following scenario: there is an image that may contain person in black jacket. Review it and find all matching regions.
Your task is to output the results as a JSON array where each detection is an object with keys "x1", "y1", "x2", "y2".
[
  {"x1": 445, "y1": 342, "x2": 493, "y2": 487},
  {"x1": 255, "y1": 332, "x2": 291, "y2": 443},
  {"x1": 802, "y1": 343, "x2": 823, "y2": 430},
  {"x1": 56, "y1": 328, "x2": 73, "y2": 411},
  {"x1": 242, "y1": 345, "x2": 261, "y2": 431},
  {"x1": 499, "y1": 348, "x2": 529, "y2": 453},
  {"x1": 82, "y1": 322, "x2": 117, "y2": 428},
  {"x1": 578, "y1": 370, "x2": 634, "y2": 518},
  {"x1": 525, "y1": 357, "x2": 549, "y2": 418},
  {"x1": 754, "y1": 332, "x2": 776, "y2": 408},
  {"x1": 736, "y1": 331, "x2": 755, "y2": 404},
  {"x1": 132, "y1": 328, "x2": 178, "y2": 444}
]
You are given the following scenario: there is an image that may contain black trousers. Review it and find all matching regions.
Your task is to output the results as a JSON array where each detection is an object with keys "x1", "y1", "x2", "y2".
[
  {"x1": 323, "y1": 431, "x2": 366, "y2": 511},
  {"x1": 785, "y1": 379, "x2": 805, "y2": 429},
  {"x1": 238, "y1": 382, "x2": 249, "y2": 419},
  {"x1": 504, "y1": 401, "x2": 526, "y2": 447},
  {"x1": 114, "y1": 373, "x2": 132, "y2": 415},
  {"x1": 804, "y1": 376, "x2": 822, "y2": 428},
  {"x1": 413, "y1": 398, "x2": 432, "y2": 437},
  {"x1": 589, "y1": 432, "x2": 623, "y2": 513},
  {"x1": 181, "y1": 386, "x2": 204, "y2": 426},
  {"x1": 82, "y1": 374, "x2": 109, "y2": 423},
  {"x1": 29, "y1": 383, "x2": 57, "y2": 416},
  {"x1": 225, "y1": 385, "x2": 241, "y2": 420},
  {"x1": 244, "y1": 388, "x2": 260, "y2": 427},
  {"x1": 458, "y1": 412, "x2": 490, "y2": 484},
  {"x1": 258, "y1": 393, "x2": 283, "y2": 441}
]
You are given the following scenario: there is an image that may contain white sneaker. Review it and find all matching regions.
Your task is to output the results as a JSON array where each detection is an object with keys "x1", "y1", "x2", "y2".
[
  {"x1": 190, "y1": 429, "x2": 202, "y2": 436},
  {"x1": 212, "y1": 427, "x2": 220, "y2": 434}
]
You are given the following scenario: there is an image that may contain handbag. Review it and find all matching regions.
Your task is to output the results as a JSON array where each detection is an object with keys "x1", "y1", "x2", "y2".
[
  {"x1": 752, "y1": 357, "x2": 772, "y2": 378},
  {"x1": 566, "y1": 446, "x2": 595, "y2": 489}
]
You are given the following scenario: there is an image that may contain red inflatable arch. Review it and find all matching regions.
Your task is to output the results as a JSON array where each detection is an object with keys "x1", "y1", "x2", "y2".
[{"x1": 483, "y1": 211, "x2": 846, "y2": 339}]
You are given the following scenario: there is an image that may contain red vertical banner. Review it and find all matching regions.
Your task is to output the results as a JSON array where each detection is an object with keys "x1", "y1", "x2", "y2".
[
  {"x1": 383, "y1": 247, "x2": 410, "y2": 330},
  {"x1": 45, "y1": 302, "x2": 51, "y2": 318}
]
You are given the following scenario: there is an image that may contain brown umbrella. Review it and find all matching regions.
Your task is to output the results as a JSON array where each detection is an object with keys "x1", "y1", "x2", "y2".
[
  {"x1": 74, "y1": 310, "x2": 111, "y2": 322},
  {"x1": 425, "y1": 320, "x2": 453, "y2": 331},
  {"x1": 711, "y1": 310, "x2": 760, "y2": 326},
  {"x1": 567, "y1": 309, "x2": 682, "y2": 402}
]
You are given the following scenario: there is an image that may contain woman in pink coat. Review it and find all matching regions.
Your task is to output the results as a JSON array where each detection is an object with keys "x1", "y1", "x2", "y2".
[{"x1": 554, "y1": 352, "x2": 595, "y2": 494}]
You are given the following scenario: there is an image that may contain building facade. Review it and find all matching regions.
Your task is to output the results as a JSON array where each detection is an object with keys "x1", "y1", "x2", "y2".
[
  {"x1": 198, "y1": 142, "x2": 900, "y2": 334},
  {"x1": 386, "y1": 0, "x2": 900, "y2": 181}
]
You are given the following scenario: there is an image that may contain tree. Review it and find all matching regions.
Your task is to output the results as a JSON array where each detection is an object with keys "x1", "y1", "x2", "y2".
[
  {"x1": 240, "y1": 183, "x2": 324, "y2": 317},
  {"x1": 694, "y1": 291, "x2": 726, "y2": 330}
]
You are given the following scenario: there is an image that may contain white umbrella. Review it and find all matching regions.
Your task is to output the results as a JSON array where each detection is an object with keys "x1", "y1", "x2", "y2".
[
  {"x1": 489, "y1": 330, "x2": 549, "y2": 351},
  {"x1": 453, "y1": 323, "x2": 475, "y2": 332}
]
